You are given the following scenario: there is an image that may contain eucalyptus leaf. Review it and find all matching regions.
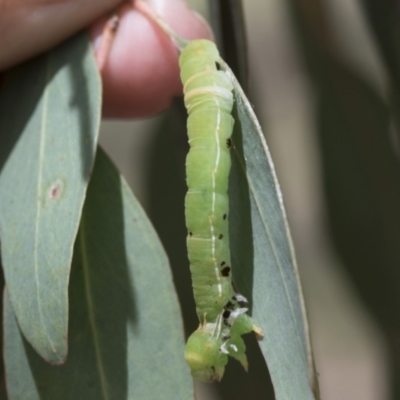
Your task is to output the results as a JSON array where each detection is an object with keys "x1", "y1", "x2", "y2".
[
  {"x1": 0, "y1": 32, "x2": 102, "y2": 363},
  {"x1": 4, "y1": 148, "x2": 193, "y2": 400},
  {"x1": 220, "y1": 62, "x2": 318, "y2": 399}
]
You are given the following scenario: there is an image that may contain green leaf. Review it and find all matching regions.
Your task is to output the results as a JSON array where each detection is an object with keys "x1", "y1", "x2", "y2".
[
  {"x1": 0, "y1": 32, "x2": 101, "y2": 363},
  {"x1": 220, "y1": 62, "x2": 318, "y2": 399},
  {"x1": 3, "y1": 148, "x2": 193, "y2": 400}
]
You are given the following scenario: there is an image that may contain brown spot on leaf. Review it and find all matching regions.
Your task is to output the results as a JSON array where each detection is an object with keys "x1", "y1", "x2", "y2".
[
  {"x1": 51, "y1": 186, "x2": 60, "y2": 198},
  {"x1": 47, "y1": 179, "x2": 64, "y2": 201}
]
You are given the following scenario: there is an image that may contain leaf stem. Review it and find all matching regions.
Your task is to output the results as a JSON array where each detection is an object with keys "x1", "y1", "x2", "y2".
[{"x1": 134, "y1": 0, "x2": 189, "y2": 51}]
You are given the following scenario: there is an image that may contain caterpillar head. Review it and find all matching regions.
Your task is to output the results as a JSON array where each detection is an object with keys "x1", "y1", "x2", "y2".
[{"x1": 184, "y1": 330, "x2": 228, "y2": 382}]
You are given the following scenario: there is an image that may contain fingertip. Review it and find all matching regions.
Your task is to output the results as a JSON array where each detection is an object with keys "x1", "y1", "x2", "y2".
[{"x1": 89, "y1": 0, "x2": 213, "y2": 118}]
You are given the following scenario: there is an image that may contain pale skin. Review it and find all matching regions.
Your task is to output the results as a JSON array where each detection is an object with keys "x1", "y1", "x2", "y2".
[{"x1": 0, "y1": 0, "x2": 212, "y2": 118}]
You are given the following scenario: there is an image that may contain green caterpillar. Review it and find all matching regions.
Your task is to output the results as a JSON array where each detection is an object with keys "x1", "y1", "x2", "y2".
[{"x1": 180, "y1": 39, "x2": 262, "y2": 382}]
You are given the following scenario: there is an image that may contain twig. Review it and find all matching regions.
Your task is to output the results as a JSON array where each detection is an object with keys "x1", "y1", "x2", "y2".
[
  {"x1": 95, "y1": 14, "x2": 120, "y2": 71},
  {"x1": 134, "y1": 0, "x2": 189, "y2": 51}
]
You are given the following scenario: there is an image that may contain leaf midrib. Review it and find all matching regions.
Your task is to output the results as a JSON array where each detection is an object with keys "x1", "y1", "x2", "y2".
[{"x1": 34, "y1": 56, "x2": 56, "y2": 354}]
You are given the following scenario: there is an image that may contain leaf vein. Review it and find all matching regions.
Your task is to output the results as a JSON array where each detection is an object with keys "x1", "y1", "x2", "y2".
[{"x1": 80, "y1": 216, "x2": 110, "y2": 400}]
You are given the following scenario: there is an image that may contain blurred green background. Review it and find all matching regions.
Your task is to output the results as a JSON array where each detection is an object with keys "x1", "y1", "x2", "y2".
[{"x1": 99, "y1": 0, "x2": 400, "y2": 398}]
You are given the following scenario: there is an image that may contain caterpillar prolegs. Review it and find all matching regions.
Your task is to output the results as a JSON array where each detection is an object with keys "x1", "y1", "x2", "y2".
[{"x1": 180, "y1": 40, "x2": 262, "y2": 382}]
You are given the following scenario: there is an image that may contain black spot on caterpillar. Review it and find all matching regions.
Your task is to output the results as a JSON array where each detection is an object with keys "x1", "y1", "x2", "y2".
[
  {"x1": 221, "y1": 266, "x2": 231, "y2": 277},
  {"x1": 224, "y1": 301, "x2": 234, "y2": 310}
]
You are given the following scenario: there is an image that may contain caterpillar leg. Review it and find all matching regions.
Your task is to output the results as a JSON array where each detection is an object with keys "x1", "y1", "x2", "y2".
[
  {"x1": 252, "y1": 324, "x2": 264, "y2": 339},
  {"x1": 230, "y1": 293, "x2": 263, "y2": 338},
  {"x1": 221, "y1": 313, "x2": 262, "y2": 371},
  {"x1": 220, "y1": 335, "x2": 248, "y2": 371}
]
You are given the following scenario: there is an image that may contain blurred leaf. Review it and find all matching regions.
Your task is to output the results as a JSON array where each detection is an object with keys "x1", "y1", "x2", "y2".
[
  {"x1": 0, "y1": 32, "x2": 101, "y2": 364},
  {"x1": 318, "y1": 65, "x2": 400, "y2": 398},
  {"x1": 293, "y1": 0, "x2": 400, "y2": 390},
  {"x1": 359, "y1": 0, "x2": 400, "y2": 133},
  {"x1": 4, "y1": 148, "x2": 193, "y2": 400},
  {"x1": 317, "y1": 62, "x2": 400, "y2": 331},
  {"x1": 316, "y1": 61, "x2": 400, "y2": 399},
  {"x1": 287, "y1": 0, "x2": 400, "y2": 396},
  {"x1": 208, "y1": 0, "x2": 248, "y2": 91},
  {"x1": 219, "y1": 62, "x2": 318, "y2": 399}
]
